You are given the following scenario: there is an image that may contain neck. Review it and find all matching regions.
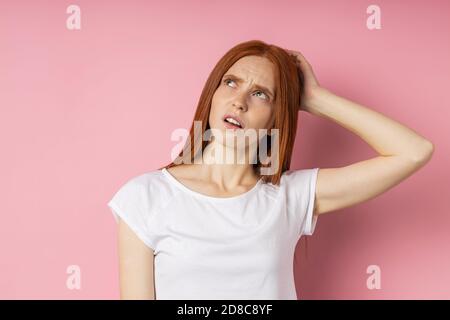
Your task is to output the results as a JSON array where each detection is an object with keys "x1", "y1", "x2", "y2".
[{"x1": 195, "y1": 140, "x2": 260, "y2": 189}]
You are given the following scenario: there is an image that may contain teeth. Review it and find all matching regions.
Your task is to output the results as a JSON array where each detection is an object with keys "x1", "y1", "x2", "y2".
[{"x1": 225, "y1": 117, "x2": 241, "y2": 127}]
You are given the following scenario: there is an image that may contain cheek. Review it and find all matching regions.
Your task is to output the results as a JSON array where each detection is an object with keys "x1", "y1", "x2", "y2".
[
  {"x1": 211, "y1": 91, "x2": 220, "y2": 109},
  {"x1": 212, "y1": 88, "x2": 226, "y2": 104},
  {"x1": 250, "y1": 108, "x2": 273, "y2": 128}
]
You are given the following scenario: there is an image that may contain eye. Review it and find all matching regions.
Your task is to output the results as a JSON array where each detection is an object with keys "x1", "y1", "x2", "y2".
[
  {"x1": 223, "y1": 78, "x2": 269, "y2": 101},
  {"x1": 254, "y1": 90, "x2": 269, "y2": 101},
  {"x1": 223, "y1": 78, "x2": 235, "y2": 87}
]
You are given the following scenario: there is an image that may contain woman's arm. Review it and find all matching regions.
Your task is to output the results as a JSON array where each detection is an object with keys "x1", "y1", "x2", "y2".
[
  {"x1": 306, "y1": 86, "x2": 434, "y2": 160},
  {"x1": 286, "y1": 49, "x2": 434, "y2": 216},
  {"x1": 118, "y1": 219, "x2": 156, "y2": 299},
  {"x1": 307, "y1": 87, "x2": 433, "y2": 216}
]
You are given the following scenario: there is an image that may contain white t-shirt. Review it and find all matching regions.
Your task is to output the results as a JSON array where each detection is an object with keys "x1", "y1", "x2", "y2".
[{"x1": 107, "y1": 167, "x2": 320, "y2": 300}]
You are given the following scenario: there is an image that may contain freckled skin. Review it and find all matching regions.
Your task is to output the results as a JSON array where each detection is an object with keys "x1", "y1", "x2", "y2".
[{"x1": 209, "y1": 55, "x2": 276, "y2": 145}]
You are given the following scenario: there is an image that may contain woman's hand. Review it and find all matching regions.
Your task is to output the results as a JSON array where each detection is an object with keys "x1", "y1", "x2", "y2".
[{"x1": 285, "y1": 49, "x2": 321, "y2": 112}]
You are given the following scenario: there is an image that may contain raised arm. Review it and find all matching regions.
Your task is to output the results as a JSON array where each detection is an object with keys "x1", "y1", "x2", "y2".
[
  {"x1": 309, "y1": 87, "x2": 433, "y2": 215},
  {"x1": 286, "y1": 49, "x2": 434, "y2": 216}
]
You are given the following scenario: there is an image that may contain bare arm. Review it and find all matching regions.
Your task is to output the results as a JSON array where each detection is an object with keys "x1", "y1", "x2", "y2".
[
  {"x1": 117, "y1": 218, "x2": 156, "y2": 299},
  {"x1": 309, "y1": 87, "x2": 434, "y2": 216},
  {"x1": 286, "y1": 49, "x2": 434, "y2": 216}
]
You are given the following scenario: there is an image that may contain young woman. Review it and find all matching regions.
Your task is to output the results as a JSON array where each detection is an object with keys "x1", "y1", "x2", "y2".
[{"x1": 107, "y1": 40, "x2": 434, "y2": 300}]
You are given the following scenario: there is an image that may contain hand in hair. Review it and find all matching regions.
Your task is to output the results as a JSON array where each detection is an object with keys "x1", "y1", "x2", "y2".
[{"x1": 285, "y1": 49, "x2": 321, "y2": 112}]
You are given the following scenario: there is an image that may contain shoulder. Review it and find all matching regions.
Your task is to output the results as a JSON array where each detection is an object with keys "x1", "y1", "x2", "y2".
[
  {"x1": 120, "y1": 169, "x2": 164, "y2": 191},
  {"x1": 111, "y1": 169, "x2": 173, "y2": 209},
  {"x1": 165, "y1": 164, "x2": 199, "y2": 181},
  {"x1": 280, "y1": 168, "x2": 320, "y2": 187}
]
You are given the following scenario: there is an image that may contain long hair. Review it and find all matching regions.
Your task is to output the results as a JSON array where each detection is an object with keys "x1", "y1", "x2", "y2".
[
  {"x1": 159, "y1": 40, "x2": 308, "y2": 255},
  {"x1": 158, "y1": 39, "x2": 312, "y2": 256},
  {"x1": 158, "y1": 39, "x2": 305, "y2": 186}
]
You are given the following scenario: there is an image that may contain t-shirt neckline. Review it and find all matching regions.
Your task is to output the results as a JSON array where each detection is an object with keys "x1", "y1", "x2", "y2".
[{"x1": 161, "y1": 167, "x2": 263, "y2": 202}]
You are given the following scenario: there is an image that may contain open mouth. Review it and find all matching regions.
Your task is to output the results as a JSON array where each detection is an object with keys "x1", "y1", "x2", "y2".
[{"x1": 223, "y1": 117, "x2": 243, "y2": 129}]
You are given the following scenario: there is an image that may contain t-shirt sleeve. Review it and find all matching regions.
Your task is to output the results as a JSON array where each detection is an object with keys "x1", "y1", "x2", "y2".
[
  {"x1": 285, "y1": 167, "x2": 320, "y2": 236},
  {"x1": 107, "y1": 175, "x2": 156, "y2": 251}
]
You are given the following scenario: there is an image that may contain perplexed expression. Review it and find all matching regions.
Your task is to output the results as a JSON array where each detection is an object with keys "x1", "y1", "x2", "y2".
[{"x1": 209, "y1": 55, "x2": 276, "y2": 137}]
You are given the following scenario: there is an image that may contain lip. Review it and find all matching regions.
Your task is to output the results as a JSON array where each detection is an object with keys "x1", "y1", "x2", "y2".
[{"x1": 222, "y1": 114, "x2": 245, "y2": 129}]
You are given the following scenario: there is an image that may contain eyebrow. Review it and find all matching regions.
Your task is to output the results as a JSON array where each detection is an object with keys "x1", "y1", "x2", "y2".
[{"x1": 222, "y1": 73, "x2": 275, "y2": 99}]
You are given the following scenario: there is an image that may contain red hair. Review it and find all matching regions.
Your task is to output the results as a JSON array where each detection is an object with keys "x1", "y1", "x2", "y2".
[
  {"x1": 159, "y1": 39, "x2": 312, "y2": 256},
  {"x1": 159, "y1": 39, "x2": 306, "y2": 186}
]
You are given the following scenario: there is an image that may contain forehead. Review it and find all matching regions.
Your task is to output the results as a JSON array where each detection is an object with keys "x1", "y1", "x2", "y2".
[{"x1": 226, "y1": 56, "x2": 275, "y2": 90}]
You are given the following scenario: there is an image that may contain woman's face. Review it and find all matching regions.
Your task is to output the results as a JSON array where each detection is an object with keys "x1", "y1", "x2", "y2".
[{"x1": 209, "y1": 55, "x2": 276, "y2": 147}]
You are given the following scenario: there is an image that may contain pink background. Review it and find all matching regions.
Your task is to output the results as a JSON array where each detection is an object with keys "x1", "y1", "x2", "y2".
[{"x1": 1, "y1": 0, "x2": 449, "y2": 299}]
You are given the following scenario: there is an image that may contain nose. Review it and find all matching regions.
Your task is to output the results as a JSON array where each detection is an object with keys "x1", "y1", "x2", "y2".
[{"x1": 232, "y1": 95, "x2": 248, "y2": 112}]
